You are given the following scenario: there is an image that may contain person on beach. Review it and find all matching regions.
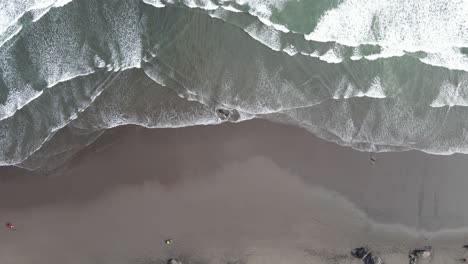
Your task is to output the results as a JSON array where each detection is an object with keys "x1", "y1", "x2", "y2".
[{"x1": 5, "y1": 222, "x2": 15, "y2": 230}]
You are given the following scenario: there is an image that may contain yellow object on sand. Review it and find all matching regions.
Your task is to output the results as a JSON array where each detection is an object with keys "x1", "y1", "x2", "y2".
[{"x1": 165, "y1": 239, "x2": 173, "y2": 245}]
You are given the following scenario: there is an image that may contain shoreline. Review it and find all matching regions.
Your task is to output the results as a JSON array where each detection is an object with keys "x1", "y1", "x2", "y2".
[{"x1": 2, "y1": 120, "x2": 468, "y2": 263}]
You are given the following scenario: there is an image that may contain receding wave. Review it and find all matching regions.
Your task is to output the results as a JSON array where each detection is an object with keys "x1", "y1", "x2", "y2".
[{"x1": 2, "y1": 0, "x2": 468, "y2": 169}]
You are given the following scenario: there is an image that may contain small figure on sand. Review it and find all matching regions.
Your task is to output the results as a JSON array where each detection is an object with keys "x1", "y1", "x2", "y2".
[
  {"x1": 409, "y1": 246, "x2": 431, "y2": 264},
  {"x1": 351, "y1": 247, "x2": 382, "y2": 264},
  {"x1": 5, "y1": 222, "x2": 15, "y2": 231},
  {"x1": 165, "y1": 239, "x2": 173, "y2": 245},
  {"x1": 369, "y1": 154, "x2": 377, "y2": 165},
  {"x1": 351, "y1": 247, "x2": 370, "y2": 259},
  {"x1": 167, "y1": 258, "x2": 182, "y2": 264},
  {"x1": 459, "y1": 246, "x2": 468, "y2": 262}
]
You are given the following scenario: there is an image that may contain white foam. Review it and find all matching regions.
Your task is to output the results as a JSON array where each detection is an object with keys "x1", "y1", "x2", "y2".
[
  {"x1": 0, "y1": 24, "x2": 22, "y2": 48},
  {"x1": 258, "y1": 16, "x2": 290, "y2": 33},
  {"x1": 282, "y1": 44, "x2": 298, "y2": 56},
  {"x1": 0, "y1": 58, "x2": 141, "y2": 122},
  {"x1": 142, "y1": 0, "x2": 468, "y2": 71},
  {"x1": 307, "y1": 0, "x2": 468, "y2": 54},
  {"x1": 221, "y1": 5, "x2": 242, "y2": 13},
  {"x1": 421, "y1": 48, "x2": 468, "y2": 73},
  {"x1": 366, "y1": 77, "x2": 386, "y2": 98},
  {"x1": 365, "y1": 46, "x2": 405, "y2": 61},
  {"x1": 333, "y1": 77, "x2": 350, "y2": 99},
  {"x1": 0, "y1": 0, "x2": 73, "y2": 47},
  {"x1": 143, "y1": 0, "x2": 468, "y2": 69},
  {"x1": 350, "y1": 47, "x2": 363, "y2": 61},
  {"x1": 143, "y1": 0, "x2": 290, "y2": 33},
  {"x1": 0, "y1": 88, "x2": 43, "y2": 122},
  {"x1": 142, "y1": 0, "x2": 165, "y2": 7},
  {"x1": 30, "y1": 5, "x2": 52, "y2": 22},
  {"x1": 431, "y1": 76, "x2": 468, "y2": 107},
  {"x1": 6, "y1": 79, "x2": 110, "y2": 166},
  {"x1": 333, "y1": 77, "x2": 386, "y2": 99},
  {"x1": 186, "y1": 0, "x2": 218, "y2": 10},
  {"x1": 318, "y1": 48, "x2": 343, "y2": 64},
  {"x1": 243, "y1": 20, "x2": 282, "y2": 51}
]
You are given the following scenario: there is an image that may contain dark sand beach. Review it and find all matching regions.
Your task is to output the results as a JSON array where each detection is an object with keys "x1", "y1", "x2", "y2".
[
  {"x1": 2, "y1": 120, "x2": 468, "y2": 263},
  {"x1": 3, "y1": 1, "x2": 468, "y2": 263}
]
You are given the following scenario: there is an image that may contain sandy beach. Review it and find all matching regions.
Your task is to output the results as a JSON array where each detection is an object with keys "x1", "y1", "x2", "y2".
[
  {"x1": 3, "y1": 0, "x2": 468, "y2": 263},
  {"x1": 2, "y1": 120, "x2": 468, "y2": 263}
]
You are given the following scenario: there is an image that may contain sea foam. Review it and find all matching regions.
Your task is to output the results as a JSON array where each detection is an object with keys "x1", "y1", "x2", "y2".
[{"x1": 2, "y1": 0, "x2": 468, "y2": 170}]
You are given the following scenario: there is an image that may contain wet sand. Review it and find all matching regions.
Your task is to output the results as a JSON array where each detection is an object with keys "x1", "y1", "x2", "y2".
[{"x1": 2, "y1": 120, "x2": 468, "y2": 263}]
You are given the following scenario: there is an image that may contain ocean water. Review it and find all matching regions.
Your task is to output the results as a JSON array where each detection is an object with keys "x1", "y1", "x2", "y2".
[{"x1": 2, "y1": 0, "x2": 468, "y2": 170}]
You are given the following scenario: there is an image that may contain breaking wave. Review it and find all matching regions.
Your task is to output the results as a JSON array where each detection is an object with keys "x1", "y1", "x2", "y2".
[{"x1": 2, "y1": 0, "x2": 468, "y2": 169}]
